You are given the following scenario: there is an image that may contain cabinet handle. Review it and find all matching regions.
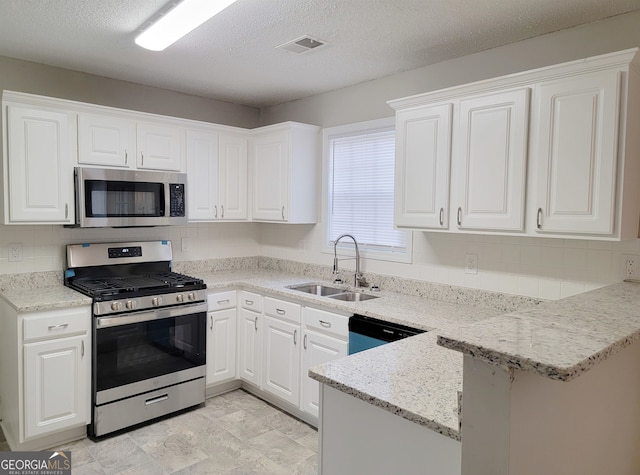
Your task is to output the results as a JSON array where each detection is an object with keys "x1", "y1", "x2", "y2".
[
  {"x1": 48, "y1": 323, "x2": 69, "y2": 331},
  {"x1": 294, "y1": 329, "x2": 297, "y2": 345},
  {"x1": 537, "y1": 208, "x2": 543, "y2": 229},
  {"x1": 457, "y1": 207, "x2": 462, "y2": 226},
  {"x1": 245, "y1": 300, "x2": 254, "y2": 306},
  {"x1": 210, "y1": 315, "x2": 213, "y2": 330},
  {"x1": 125, "y1": 150, "x2": 128, "y2": 165},
  {"x1": 141, "y1": 152, "x2": 144, "y2": 166},
  {"x1": 65, "y1": 203, "x2": 69, "y2": 220},
  {"x1": 217, "y1": 299, "x2": 230, "y2": 305},
  {"x1": 221, "y1": 205, "x2": 225, "y2": 219},
  {"x1": 276, "y1": 308, "x2": 286, "y2": 315},
  {"x1": 214, "y1": 205, "x2": 218, "y2": 219},
  {"x1": 439, "y1": 207, "x2": 444, "y2": 226},
  {"x1": 254, "y1": 316, "x2": 258, "y2": 331},
  {"x1": 319, "y1": 320, "x2": 331, "y2": 328},
  {"x1": 303, "y1": 334, "x2": 307, "y2": 350},
  {"x1": 81, "y1": 340, "x2": 85, "y2": 358},
  {"x1": 281, "y1": 206, "x2": 285, "y2": 220}
]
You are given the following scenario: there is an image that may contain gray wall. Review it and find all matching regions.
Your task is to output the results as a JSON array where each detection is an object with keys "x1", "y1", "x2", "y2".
[
  {"x1": 259, "y1": 10, "x2": 640, "y2": 127},
  {"x1": 0, "y1": 55, "x2": 260, "y2": 128}
]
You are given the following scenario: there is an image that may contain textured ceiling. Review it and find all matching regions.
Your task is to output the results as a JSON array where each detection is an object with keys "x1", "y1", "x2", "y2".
[{"x1": 0, "y1": 0, "x2": 639, "y2": 108}]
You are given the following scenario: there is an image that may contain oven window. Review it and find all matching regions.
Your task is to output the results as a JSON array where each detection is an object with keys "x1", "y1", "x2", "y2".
[
  {"x1": 85, "y1": 180, "x2": 165, "y2": 217},
  {"x1": 95, "y1": 313, "x2": 206, "y2": 392}
]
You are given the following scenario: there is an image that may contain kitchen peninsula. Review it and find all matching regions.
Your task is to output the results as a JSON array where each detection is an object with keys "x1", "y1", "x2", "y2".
[{"x1": 311, "y1": 280, "x2": 640, "y2": 475}]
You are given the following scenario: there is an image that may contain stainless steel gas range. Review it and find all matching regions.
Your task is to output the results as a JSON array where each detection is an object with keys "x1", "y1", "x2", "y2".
[{"x1": 64, "y1": 241, "x2": 207, "y2": 438}]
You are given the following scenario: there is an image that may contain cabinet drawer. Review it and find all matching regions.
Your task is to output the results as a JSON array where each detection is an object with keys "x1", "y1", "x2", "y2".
[
  {"x1": 239, "y1": 291, "x2": 262, "y2": 312},
  {"x1": 304, "y1": 307, "x2": 349, "y2": 339},
  {"x1": 23, "y1": 306, "x2": 90, "y2": 342},
  {"x1": 208, "y1": 290, "x2": 237, "y2": 311},
  {"x1": 264, "y1": 297, "x2": 301, "y2": 324}
]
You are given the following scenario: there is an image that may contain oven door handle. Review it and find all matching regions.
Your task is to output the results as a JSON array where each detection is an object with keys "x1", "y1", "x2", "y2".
[{"x1": 95, "y1": 302, "x2": 208, "y2": 328}]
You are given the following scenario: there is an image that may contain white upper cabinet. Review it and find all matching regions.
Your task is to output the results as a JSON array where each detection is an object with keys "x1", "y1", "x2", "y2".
[
  {"x1": 533, "y1": 70, "x2": 620, "y2": 235},
  {"x1": 136, "y1": 121, "x2": 184, "y2": 171},
  {"x1": 186, "y1": 129, "x2": 220, "y2": 221},
  {"x1": 4, "y1": 104, "x2": 75, "y2": 224},
  {"x1": 77, "y1": 113, "x2": 135, "y2": 168},
  {"x1": 186, "y1": 129, "x2": 248, "y2": 221},
  {"x1": 218, "y1": 133, "x2": 248, "y2": 220},
  {"x1": 251, "y1": 122, "x2": 320, "y2": 223},
  {"x1": 453, "y1": 88, "x2": 529, "y2": 231},
  {"x1": 394, "y1": 103, "x2": 452, "y2": 229},
  {"x1": 389, "y1": 48, "x2": 640, "y2": 240}
]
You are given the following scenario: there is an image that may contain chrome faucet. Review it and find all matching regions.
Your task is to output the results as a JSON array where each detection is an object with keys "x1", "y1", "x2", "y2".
[{"x1": 333, "y1": 234, "x2": 368, "y2": 288}]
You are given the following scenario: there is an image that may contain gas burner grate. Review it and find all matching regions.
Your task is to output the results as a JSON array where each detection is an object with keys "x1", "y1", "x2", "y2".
[{"x1": 68, "y1": 272, "x2": 204, "y2": 298}]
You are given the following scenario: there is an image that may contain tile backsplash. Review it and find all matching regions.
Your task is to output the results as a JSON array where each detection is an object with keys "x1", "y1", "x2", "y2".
[{"x1": 1, "y1": 222, "x2": 637, "y2": 301}]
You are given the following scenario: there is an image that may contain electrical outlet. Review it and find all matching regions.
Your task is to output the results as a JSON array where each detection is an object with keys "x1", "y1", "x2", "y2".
[
  {"x1": 8, "y1": 243, "x2": 22, "y2": 262},
  {"x1": 623, "y1": 254, "x2": 640, "y2": 280},
  {"x1": 465, "y1": 253, "x2": 478, "y2": 275}
]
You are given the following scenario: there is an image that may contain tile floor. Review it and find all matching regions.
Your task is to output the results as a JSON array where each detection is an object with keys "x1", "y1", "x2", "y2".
[{"x1": 2, "y1": 390, "x2": 318, "y2": 474}]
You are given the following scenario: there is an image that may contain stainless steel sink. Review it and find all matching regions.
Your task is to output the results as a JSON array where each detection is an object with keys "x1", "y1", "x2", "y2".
[
  {"x1": 288, "y1": 283, "x2": 346, "y2": 296},
  {"x1": 328, "y1": 292, "x2": 379, "y2": 302}
]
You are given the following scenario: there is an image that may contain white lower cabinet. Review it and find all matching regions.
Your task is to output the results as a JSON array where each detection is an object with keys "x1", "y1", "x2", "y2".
[
  {"x1": 24, "y1": 334, "x2": 89, "y2": 439},
  {"x1": 0, "y1": 301, "x2": 90, "y2": 450},
  {"x1": 238, "y1": 292, "x2": 263, "y2": 386},
  {"x1": 206, "y1": 291, "x2": 237, "y2": 385},
  {"x1": 300, "y1": 306, "x2": 349, "y2": 418},
  {"x1": 262, "y1": 297, "x2": 301, "y2": 405}
]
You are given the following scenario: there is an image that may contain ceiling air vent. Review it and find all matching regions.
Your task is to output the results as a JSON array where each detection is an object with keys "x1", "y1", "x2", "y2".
[{"x1": 276, "y1": 35, "x2": 328, "y2": 54}]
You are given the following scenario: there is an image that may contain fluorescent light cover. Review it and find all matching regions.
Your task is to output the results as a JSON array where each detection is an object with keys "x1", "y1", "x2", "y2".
[{"x1": 135, "y1": 0, "x2": 238, "y2": 51}]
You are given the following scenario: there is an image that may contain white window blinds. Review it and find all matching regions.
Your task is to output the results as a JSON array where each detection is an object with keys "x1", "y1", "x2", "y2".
[{"x1": 328, "y1": 127, "x2": 408, "y2": 253}]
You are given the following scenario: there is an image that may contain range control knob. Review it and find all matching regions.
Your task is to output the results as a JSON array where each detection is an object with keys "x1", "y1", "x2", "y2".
[
  {"x1": 152, "y1": 296, "x2": 163, "y2": 307},
  {"x1": 187, "y1": 292, "x2": 195, "y2": 301},
  {"x1": 125, "y1": 300, "x2": 136, "y2": 310},
  {"x1": 111, "y1": 301, "x2": 122, "y2": 311},
  {"x1": 176, "y1": 294, "x2": 184, "y2": 303}
]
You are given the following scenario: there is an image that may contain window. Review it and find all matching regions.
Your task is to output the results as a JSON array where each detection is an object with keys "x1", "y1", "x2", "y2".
[{"x1": 324, "y1": 118, "x2": 411, "y2": 262}]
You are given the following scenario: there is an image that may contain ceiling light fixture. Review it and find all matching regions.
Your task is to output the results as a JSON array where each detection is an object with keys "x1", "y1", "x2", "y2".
[{"x1": 135, "y1": 0, "x2": 238, "y2": 51}]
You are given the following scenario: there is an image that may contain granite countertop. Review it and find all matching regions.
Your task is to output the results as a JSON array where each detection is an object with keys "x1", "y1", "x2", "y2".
[
  {"x1": 437, "y1": 281, "x2": 640, "y2": 382},
  {"x1": 0, "y1": 285, "x2": 92, "y2": 312}
]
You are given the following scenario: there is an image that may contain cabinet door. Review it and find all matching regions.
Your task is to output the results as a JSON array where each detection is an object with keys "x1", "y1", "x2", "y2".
[
  {"x1": 534, "y1": 70, "x2": 620, "y2": 234},
  {"x1": 219, "y1": 134, "x2": 248, "y2": 220},
  {"x1": 238, "y1": 308, "x2": 262, "y2": 386},
  {"x1": 301, "y1": 330, "x2": 347, "y2": 417},
  {"x1": 137, "y1": 122, "x2": 183, "y2": 171},
  {"x1": 395, "y1": 103, "x2": 452, "y2": 229},
  {"x1": 186, "y1": 130, "x2": 219, "y2": 221},
  {"x1": 262, "y1": 315, "x2": 300, "y2": 405},
  {"x1": 251, "y1": 131, "x2": 288, "y2": 221},
  {"x1": 23, "y1": 334, "x2": 89, "y2": 439},
  {"x1": 6, "y1": 105, "x2": 75, "y2": 224},
  {"x1": 454, "y1": 88, "x2": 529, "y2": 231},
  {"x1": 77, "y1": 113, "x2": 135, "y2": 168},
  {"x1": 206, "y1": 309, "x2": 237, "y2": 385}
]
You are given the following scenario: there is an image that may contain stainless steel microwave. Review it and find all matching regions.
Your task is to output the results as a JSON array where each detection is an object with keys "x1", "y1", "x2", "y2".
[{"x1": 72, "y1": 167, "x2": 187, "y2": 227}]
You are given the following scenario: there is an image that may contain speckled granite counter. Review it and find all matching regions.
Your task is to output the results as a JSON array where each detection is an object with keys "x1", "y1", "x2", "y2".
[
  {"x1": 0, "y1": 284, "x2": 92, "y2": 312},
  {"x1": 437, "y1": 281, "x2": 640, "y2": 382},
  {"x1": 310, "y1": 332, "x2": 464, "y2": 440}
]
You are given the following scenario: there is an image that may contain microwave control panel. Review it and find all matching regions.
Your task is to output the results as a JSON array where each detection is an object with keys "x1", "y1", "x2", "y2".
[{"x1": 169, "y1": 184, "x2": 185, "y2": 217}]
